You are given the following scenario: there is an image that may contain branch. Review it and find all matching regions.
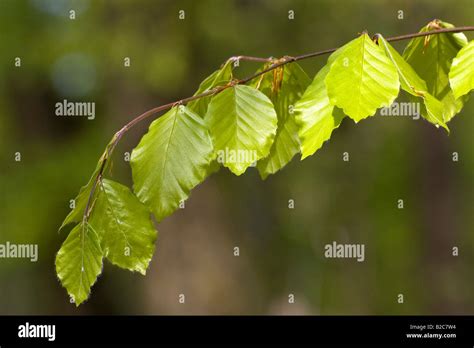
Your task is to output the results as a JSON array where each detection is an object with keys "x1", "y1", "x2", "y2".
[
  {"x1": 82, "y1": 24, "x2": 474, "y2": 221},
  {"x1": 118, "y1": 25, "x2": 474, "y2": 137}
]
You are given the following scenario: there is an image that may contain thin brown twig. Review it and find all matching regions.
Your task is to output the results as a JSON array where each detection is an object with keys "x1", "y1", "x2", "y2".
[{"x1": 81, "y1": 25, "x2": 474, "y2": 221}]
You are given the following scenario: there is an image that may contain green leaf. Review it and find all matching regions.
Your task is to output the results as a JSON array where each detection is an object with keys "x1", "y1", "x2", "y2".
[
  {"x1": 449, "y1": 40, "x2": 474, "y2": 99},
  {"x1": 187, "y1": 61, "x2": 233, "y2": 117},
  {"x1": 325, "y1": 33, "x2": 400, "y2": 122},
  {"x1": 59, "y1": 134, "x2": 120, "y2": 231},
  {"x1": 378, "y1": 37, "x2": 428, "y2": 94},
  {"x1": 131, "y1": 106, "x2": 214, "y2": 221},
  {"x1": 55, "y1": 222, "x2": 103, "y2": 306},
  {"x1": 293, "y1": 46, "x2": 349, "y2": 160},
  {"x1": 59, "y1": 179, "x2": 94, "y2": 231},
  {"x1": 255, "y1": 63, "x2": 311, "y2": 179},
  {"x1": 90, "y1": 179, "x2": 157, "y2": 274},
  {"x1": 59, "y1": 156, "x2": 105, "y2": 231},
  {"x1": 421, "y1": 93, "x2": 446, "y2": 130},
  {"x1": 205, "y1": 85, "x2": 278, "y2": 175},
  {"x1": 378, "y1": 35, "x2": 448, "y2": 131},
  {"x1": 403, "y1": 20, "x2": 468, "y2": 122},
  {"x1": 294, "y1": 63, "x2": 344, "y2": 160}
]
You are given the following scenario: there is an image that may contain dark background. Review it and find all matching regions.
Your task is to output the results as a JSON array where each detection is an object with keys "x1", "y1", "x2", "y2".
[{"x1": 0, "y1": 0, "x2": 473, "y2": 315}]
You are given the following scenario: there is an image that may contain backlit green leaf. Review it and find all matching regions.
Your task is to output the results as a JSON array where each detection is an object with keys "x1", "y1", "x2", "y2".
[
  {"x1": 59, "y1": 134, "x2": 121, "y2": 231},
  {"x1": 131, "y1": 106, "x2": 215, "y2": 221},
  {"x1": 403, "y1": 20, "x2": 468, "y2": 122},
  {"x1": 378, "y1": 35, "x2": 448, "y2": 131},
  {"x1": 59, "y1": 179, "x2": 94, "y2": 231},
  {"x1": 325, "y1": 33, "x2": 400, "y2": 122},
  {"x1": 255, "y1": 63, "x2": 311, "y2": 179},
  {"x1": 294, "y1": 63, "x2": 344, "y2": 160},
  {"x1": 55, "y1": 222, "x2": 103, "y2": 306},
  {"x1": 421, "y1": 93, "x2": 446, "y2": 130},
  {"x1": 449, "y1": 40, "x2": 474, "y2": 99},
  {"x1": 187, "y1": 61, "x2": 233, "y2": 117},
  {"x1": 205, "y1": 85, "x2": 278, "y2": 176},
  {"x1": 90, "y1": 179, "x2": 157, "y2": 274}
]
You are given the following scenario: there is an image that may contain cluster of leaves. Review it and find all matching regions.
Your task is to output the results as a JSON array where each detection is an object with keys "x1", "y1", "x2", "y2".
[{"x1": 57, "y1": 20, "x2": 474, "y2": 305}]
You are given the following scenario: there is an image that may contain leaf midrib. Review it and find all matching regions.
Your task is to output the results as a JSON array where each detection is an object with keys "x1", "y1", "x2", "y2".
[
  {"x1": 157, "y1": 110, "x2": 179, "y2": 198},
  {"x1": 100, "y1": 181, "x2": 132, "y2": 251}
]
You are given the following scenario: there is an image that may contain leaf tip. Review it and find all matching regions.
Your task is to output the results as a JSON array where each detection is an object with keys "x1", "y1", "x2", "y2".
[
  {"x1": 300, "y1": 152, "x2": 312, "y2": 161},
  {"x1": 259, "y1": 172, "x2": 270, "y2": 180}
]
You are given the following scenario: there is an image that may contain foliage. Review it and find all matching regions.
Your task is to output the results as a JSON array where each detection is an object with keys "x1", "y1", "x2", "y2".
[
  {"x1": 56, "y1": 20, "x2": 474, "y2": 305},
  {"x1": 403, "y1": 20, "x2": 469, "y2": 122},
  {"x1": 325, "y1": 33, "x2": 400, "y2": 123},
  {"x1": 131, "y1": 106, "x2": 215, "y2": 221}
]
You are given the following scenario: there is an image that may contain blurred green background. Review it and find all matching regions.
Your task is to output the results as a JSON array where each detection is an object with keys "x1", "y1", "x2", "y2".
[{"x1": 0, "y1": 0, "x2": 473, "y2": 315}]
